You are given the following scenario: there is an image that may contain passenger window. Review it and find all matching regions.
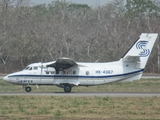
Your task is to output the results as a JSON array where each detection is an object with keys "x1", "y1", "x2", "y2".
[
  {"x1": 51, "y1": 72, "x2": 54, "y2": 74},
  {"x1": 56, "y1": 71, "x2": 59, "y2": 74},
  {"x1": 86, "y1": 71, "x2": 89, "y2": 75},
  {"x1": 73, "y1": 71, "x2": 76, "y2": 75},
  {"x1": 46, "y1": 72, "x2": 49, "y2": 74},
  {"x1": 66, "y1": 71, "x2": 69, "y2": 74}
]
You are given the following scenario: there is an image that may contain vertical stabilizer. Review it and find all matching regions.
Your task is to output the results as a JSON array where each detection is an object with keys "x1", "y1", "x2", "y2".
[{"x1": 122, "y1": 33, "x2": 158, "y2": 69}]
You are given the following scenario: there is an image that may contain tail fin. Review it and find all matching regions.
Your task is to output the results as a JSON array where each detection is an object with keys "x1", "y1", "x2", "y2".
[{"x1": 122, "y1": 33, "x2": 158, "y2": 69}]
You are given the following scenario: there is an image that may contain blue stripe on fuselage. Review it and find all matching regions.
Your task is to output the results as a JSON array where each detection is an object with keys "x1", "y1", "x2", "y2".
[{"x1": 8, "y1": 69, "x2": 144, "y2": 79}]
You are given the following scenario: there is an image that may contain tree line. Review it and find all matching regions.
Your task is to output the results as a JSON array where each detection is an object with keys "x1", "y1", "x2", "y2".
[{"x1": 0, "y1": 0, "x2": 160, "y2": 73}]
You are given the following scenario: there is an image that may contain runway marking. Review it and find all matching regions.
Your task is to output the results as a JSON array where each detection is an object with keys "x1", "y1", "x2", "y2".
[{"x1": 0, "y1": 92, "x2": 160, "y2": 97}]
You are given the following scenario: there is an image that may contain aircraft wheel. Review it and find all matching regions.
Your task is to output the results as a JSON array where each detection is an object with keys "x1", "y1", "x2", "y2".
[
  {"x1": 25, "y1": 86, "x2": 31, "y2": 92},
  {"x1": 64, "y1": 85, "x2": 72, "y2": 93}
]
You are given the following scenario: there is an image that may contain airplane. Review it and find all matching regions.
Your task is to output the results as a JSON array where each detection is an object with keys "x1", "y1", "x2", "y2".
[{"x1": 3, "y1": 33, "x2": 158, "y2": 92}]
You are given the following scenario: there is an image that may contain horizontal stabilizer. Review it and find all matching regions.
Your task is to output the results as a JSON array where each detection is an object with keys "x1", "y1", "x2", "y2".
[{"x1": 123, "y1": 55, "x2": 140, "y2": 62}]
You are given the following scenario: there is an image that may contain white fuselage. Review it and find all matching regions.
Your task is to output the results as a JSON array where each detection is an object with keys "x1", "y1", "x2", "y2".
[{"x1": 3, "y1": 59, "x2": 143, "y2": 86}]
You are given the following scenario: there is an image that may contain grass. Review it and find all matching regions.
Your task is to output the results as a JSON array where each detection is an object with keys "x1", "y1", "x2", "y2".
[
  {"x1": 0, "y1": 96, "x2": 160, "y2": 119},
  {"x1": 0, "y1": 78, "x2": 160, "y2": 119}
]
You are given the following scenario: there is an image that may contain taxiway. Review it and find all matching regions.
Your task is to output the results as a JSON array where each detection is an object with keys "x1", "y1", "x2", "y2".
[{"x1": 0, "y1": 92, "x2": 159, "y2": 97}]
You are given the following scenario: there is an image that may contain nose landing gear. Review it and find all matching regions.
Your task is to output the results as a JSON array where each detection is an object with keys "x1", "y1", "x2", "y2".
[
  {"x1": 23, "y1": 85, "x2": 32, "y2": 92},
  {"x1": 25, "y1": 86, "x2": 32, "y2": 92}
]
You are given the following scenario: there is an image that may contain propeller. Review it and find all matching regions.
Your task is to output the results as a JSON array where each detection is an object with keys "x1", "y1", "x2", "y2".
[{"x1": 40, "y1": 57, "x2": 43, "y2": 82}]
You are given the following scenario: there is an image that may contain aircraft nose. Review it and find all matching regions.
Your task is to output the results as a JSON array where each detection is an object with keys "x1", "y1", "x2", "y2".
[{"x1": 3, "y1": 76, "x2": 9, "y2": 81}]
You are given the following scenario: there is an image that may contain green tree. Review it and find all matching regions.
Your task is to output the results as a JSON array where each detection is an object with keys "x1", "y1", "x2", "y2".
[{"x1": 125, "y1": 0, "x2": 160, "y2": 18}]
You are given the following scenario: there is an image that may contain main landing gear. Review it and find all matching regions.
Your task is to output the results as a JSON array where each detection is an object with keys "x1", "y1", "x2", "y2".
[
  {"x1": 62, "y1": 84, "x2": 72, "y2": 93},
  {"x1": 23, "y1": 85, "x2": 32, "y2": 92}
]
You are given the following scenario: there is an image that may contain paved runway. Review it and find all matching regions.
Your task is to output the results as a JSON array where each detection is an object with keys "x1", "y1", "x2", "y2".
[{"x1": 0, "y1": 92, "x2": 160, "y2": 97}]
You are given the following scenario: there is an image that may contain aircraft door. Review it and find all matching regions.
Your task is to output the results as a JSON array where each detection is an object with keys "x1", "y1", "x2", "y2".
[{"x1": 30, "y1": 66, "x2": 41, "y2": 84}]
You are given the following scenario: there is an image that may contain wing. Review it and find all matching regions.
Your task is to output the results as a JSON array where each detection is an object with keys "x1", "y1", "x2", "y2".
[{"x1": 47, "y1": 57, "x2": 77, "y2": 71}]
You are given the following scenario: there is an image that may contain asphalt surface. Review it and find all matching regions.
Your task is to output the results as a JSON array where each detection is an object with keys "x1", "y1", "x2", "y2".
[{"x1": 0, "y1": 92, "x2": 160, "y2": 97}]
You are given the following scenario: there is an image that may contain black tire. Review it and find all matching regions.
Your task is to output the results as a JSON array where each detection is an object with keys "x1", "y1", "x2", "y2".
[
  {"x1": 64, "y1": 85, "x2": 72, "y2": 93},
  {"x1": 25, "y1": 86, "x2": 31, "y2": 92}
]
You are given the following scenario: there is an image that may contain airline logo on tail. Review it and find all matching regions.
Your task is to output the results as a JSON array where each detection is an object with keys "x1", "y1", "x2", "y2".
[{"x1": 136, "y1": 41, "x2": 150, "y2": 57}]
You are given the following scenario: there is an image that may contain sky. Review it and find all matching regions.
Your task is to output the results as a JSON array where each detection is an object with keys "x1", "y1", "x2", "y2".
[{"x1": 31, "y1": 0, "x2": 111, "y2": 6}]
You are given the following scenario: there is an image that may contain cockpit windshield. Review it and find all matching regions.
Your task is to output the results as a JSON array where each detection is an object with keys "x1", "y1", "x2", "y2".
[
  {"x1": 24, "y1": 66, "x2": 31, "y2": 70},
  {"x1": 24, "y1": 66, "x2": 38, "y2": 71}
]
